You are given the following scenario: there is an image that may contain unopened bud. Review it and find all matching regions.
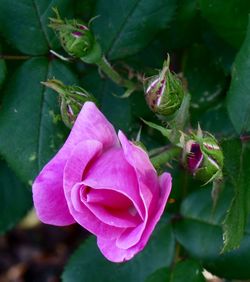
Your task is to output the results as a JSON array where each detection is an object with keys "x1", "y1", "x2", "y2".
[
  {"x1": 42, "y1": 79, "x2": 96, "y2": 128},
  {"x1": 182, "y1": 127, "x2": 223, "y2": 184},
  {"x1": 49, "y1": 8, "x2": 102, "y2": 63},
  {"x1": 144, "y1": 57, "x2": 184, "y2": 116}
]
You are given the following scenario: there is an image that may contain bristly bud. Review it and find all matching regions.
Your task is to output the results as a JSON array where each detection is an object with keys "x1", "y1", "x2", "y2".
[
  {"x1": 42, "y1": 79, "x2": 96, "y2": 128},
  {"x1": 182, "y1": 126, "x2": 223, "y2": 184},
  {"x1": 144, "y1": 56, "x2": 185, "y2": 117},
  {"x1": 49, "y1": 8, "x2": 102, "y2": 64}
]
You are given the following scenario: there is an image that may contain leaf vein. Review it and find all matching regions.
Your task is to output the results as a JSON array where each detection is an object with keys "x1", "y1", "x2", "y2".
[
  {"x1": 107, "y1": 0, "x2": 142, "y2": 57},
  {"x1": 32, "y1": 0, "x2": 51, "y2": 49}
]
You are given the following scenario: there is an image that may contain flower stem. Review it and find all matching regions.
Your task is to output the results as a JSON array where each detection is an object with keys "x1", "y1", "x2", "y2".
[
  {"x1": 96, "y1": 55, "x2": 142, "y2": 91},
  {"x1": 150, "y1": 146, "x2": 181, "y2": 169},
  {"x1": 0, "y1": 55, "x2": 30, "y2": 60}
]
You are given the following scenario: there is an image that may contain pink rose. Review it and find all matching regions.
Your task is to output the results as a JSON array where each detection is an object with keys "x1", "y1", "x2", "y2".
[{"x1": 33, "y1": 102, "x2": 172, "y2": 262}]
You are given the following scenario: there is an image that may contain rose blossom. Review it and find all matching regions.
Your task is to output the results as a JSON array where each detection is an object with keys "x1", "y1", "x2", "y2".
[{"x1": 32, "y1": 102, "x2": 172, "y2": 262}]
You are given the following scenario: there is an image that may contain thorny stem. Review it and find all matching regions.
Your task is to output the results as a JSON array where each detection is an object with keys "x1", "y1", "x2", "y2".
[
  {"x1": 148, "y1": 145, "x2": 171, "y2": 158},
  {"x1": 150, "y1": 146, "x2": 181, "y2": 169},
  {"x1": 95, "y1": 55, "x2": 142, "y2": 92}
]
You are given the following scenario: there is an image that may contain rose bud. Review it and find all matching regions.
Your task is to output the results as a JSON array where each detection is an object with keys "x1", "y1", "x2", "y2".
[
  {"x1": 49, "y1": 8, "x2": 102, "y2": 64},
  {"x1": 182, "y1": 129, "x2": 223, "y2": 184},
  {"x1": 42, "y1": 79, "x2": 96, "y2": 128},
  {"x1": 144, "y1": 58, "x2": 184, "y2": 117},
  {"x1": 32, "y1": 102, "x2": 172, "y2": 263}
]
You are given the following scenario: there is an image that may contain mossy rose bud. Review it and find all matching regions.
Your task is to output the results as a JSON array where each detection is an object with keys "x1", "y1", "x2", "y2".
[
  {"x1": 42, "y1": 79, "x2": 96, "y2": 128},
  {"x1": 182, "y1": 129, "x2": 223, "y2": 184},
  {"x1": 144, "y1": 58, "x2": 184, "y2": 116},
  {"x1": 49, "y1": 8, "x2": 102, "y2": 63}
]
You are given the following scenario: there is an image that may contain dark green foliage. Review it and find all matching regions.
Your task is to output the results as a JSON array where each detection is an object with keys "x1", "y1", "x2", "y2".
[
  {"x1": 0, "y1": 160, "x2": 32, "y2": 234},
  {"x1": 0, "y1": 0, "x2": 250, "y2": 280},
  {"x1": 63, "y1": 221, "x2": 175, "y2": 282}
]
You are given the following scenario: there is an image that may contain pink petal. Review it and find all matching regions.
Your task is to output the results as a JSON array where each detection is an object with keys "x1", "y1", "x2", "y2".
[
  {"x1": 33, "y1": 102, "x2": 117, "y2": 225},
  {"x1": 32, "y1": 159, "x2": 75, "y2": 225},
  {"x1": 83, "y1": 147, "x2": 145, "y2": 220},
  {"x1": 97, "y1": 237, "x2": 139, "y2": 263},
  {"x1": 70, "y1": 182, "x2": 123, "y2": 239},
  {"x1": 118, "y1": 130, "x2": 159, "y2": 208},
  {"x1": 138, "y1": 172, "x2": 172, "y2": 248},
  {"x1": 66, "y1": 102, "x2": 118, "y2": 150},
  {"x1": 116, "y1": 222, "x2": 145, "y2": 249},
  {"x1": 64, "y1": 141, "x2": 123, "y2": 239},
  {"x1": 81, "y1": 188, "x2": 141, "y2": 228},
  {"x1": 97, "y1": 173, "x2": 172, "y2": 262},
  {"x1": 63, "y1": 140, "x2": 103, "y2": 197},
  {"x1": 116, "y1": 131, "x2": 159, "y2": 246}
]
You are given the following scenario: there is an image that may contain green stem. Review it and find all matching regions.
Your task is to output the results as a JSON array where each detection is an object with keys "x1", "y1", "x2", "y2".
[
  {"x1": 150, "y1": 146, "x2": 181, "y2": 168},
  {"x1": 148, "y1": 145, "x2": 170, "y2": 158},
  {"x1": 96, "y1": 55, "x2": 142, "y2": 91}
]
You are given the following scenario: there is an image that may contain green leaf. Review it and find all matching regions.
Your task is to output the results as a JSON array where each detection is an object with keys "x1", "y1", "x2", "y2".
[
  {"x1": 93, "y1": 0, "x2": 177, "y2": 60},
  {"x1": 198, "y1": 101, "x2": 235, "y2": 137},
  {"x1": 0, "y1": 58, "x2": 78, "y2": 184},
  {"x1": 74, "y1": 0, "x2": 97, "y2": 21},
  {"x1": 0, "y1": 59, "x2": 6, "y2": 88},
  {"x1": 146, "y1": 260, "x2": 205, "y2": 282},
  {"x1": 0, "y1": 46, "x2": 7, "y2": 88},
  {"x1": 222, "y1": 139, "x2": 250, "y2": 252},
  {"x1": 0, "y1": 0, "x2": 73, "y2": 55},
  {"x1": 124, "y1": 39, "x2": 167, "y2": 70},
  {"x1": 62, "y1": 221, "x2": 175, "y2": 282},
  {"x1": 227, "y1": 18, "x2": 250, "y2": 134},
  {"x1": 199, "y1": 0, "x2": 250, "y2": 48},
  {"x1": 82, "y1": 70, "x2": 132, "y2": 132},
  {"x1": 174, "y1": 186, "x2": 250, "y2": 279},
  {"x1": 146, "y1": 268, "x2": 170, "y2": 282},
  {"x1": 164, "y1": 0, "x2": 199, "y2": 51},
  {"x1": 171, "y1": 260, "x2": 205, "y2": 282},
  {"x1": 202, "y1": 28, "x2": 237, "y2": 75},
  {"x1": 183, "y1": 45, "x2": 226, "y2": 111},
  {"x1": 0, "y1": 159, "x2": 32, "y2": 234}
]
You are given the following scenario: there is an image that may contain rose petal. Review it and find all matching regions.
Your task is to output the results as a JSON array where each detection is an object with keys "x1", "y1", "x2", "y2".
[
  {"x1": 97, "y1": 237, "x2": 138, "y2": 263},
  {"x1": 32, "y1": 159, "x2": 75, "y2": 226},
  {"x1": 64, "y1": 141, "x2": 123, "y2": 239},
  {"x1": 117, "y1": 131, "x2": 159, "y2": 246},
  {"x1": 81, "y1": 188, "x2": 141, "y2": 228},
  {"x1": 66, "y1": 102, "x2": 118, "y2": 150},
  {"x1": 118, "y1": 130, "x2": 158, "y2": 208},
  {"x1": 138, "y1": 172, "x2": 172, "y2": 248},
  {"x1": 83, "y1": 147, "x2": 145, "y2": 220},
  {"x1": 116, "y1": 222, "x2": 145, "y2": 249},
  {"x1": 33, "y1": 102, "x2": 117, "y2": 225},
  {"x1": 97, "y1": 172, "x2": 172, "y2": 262},
  {"x1": 63, "y1": 140, "x2": 103, "y2": 196},
  {"x1": 70, "y1": 182, "x2": 123, "y2": 239}
]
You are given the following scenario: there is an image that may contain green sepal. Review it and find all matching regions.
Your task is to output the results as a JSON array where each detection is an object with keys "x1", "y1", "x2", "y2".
[
  {"x1": 144, "y1": 57, "x2": 185, "y2": 117},
  {"x1": 183, "y1": 128, "x2": 224, "y2": 184},
  {"x1": 49, "y1": 8, "x2": 102, "y2": 63},
  {"x1": 141, "y1": 119, "x2": 172, "y2": 140},
  {"x1": 42, "y1": 79, "x2": 96, "y2": 128}
]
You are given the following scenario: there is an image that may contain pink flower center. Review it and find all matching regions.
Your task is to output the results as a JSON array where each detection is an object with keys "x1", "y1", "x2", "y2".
[{"x1": 79, "y1": 186, "x2": 141, "y2": 228}]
